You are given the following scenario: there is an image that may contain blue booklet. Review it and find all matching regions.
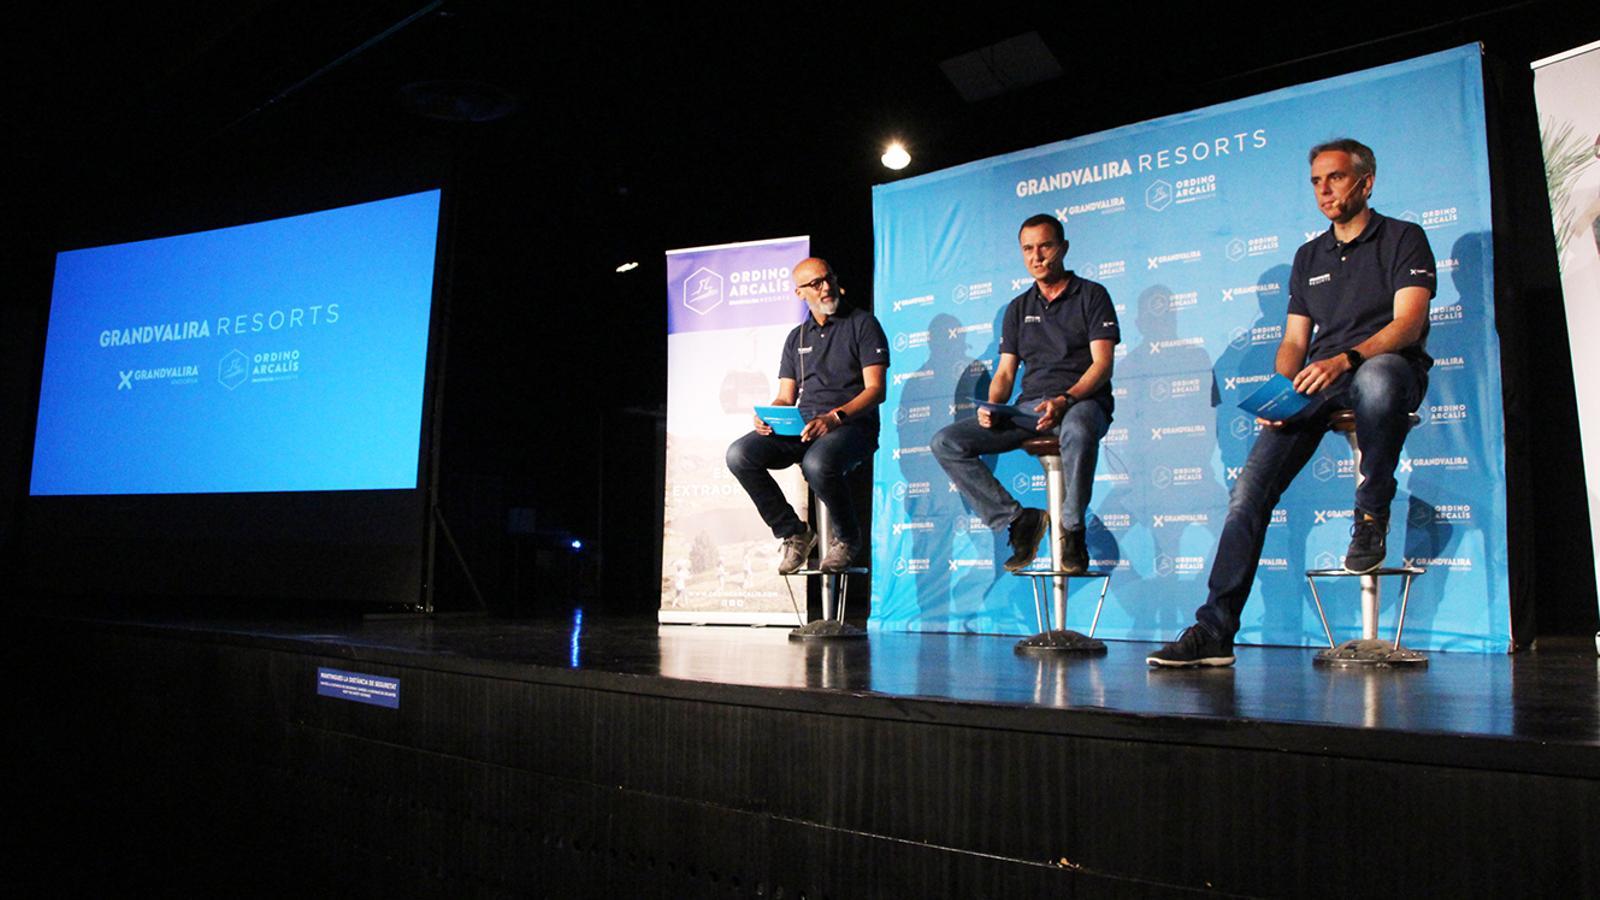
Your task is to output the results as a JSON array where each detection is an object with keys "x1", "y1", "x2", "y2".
[
  {"x1": 753, "y1": 405, "x2": 806, "y2": 436},
  {"x1": 1237, "y1": 374, "x2": 1312, "y2": 420},
  {"x1": 977, "y1": 400, "x2": 1045, "y2": 432}
]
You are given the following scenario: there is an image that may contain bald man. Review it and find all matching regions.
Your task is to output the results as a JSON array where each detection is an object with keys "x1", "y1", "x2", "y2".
[{"x1": 726, "y1": 258, "x2": 890, "y2": 573}]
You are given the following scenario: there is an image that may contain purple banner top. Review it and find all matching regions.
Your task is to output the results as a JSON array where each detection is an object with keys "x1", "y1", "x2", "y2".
[{"x1": 666, "y1": 236, "x2": 810, "y2": 335}]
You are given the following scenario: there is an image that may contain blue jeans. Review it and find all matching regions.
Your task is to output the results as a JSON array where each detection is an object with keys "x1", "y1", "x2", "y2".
[
  {"x1": 725, "y1": 424, "x2": 875, "y2": 544},
  {"x1": 1196, "y1": 353, "x2": 1428, "y2": 640},
  {"x1": 931, "y1": 399, "x2": 1110, "y2": 532}
]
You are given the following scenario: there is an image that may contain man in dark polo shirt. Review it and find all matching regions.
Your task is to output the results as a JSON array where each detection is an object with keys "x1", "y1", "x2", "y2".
[
  {"x1": 931, "y1": 214, "x2": 1120, "y2": 574},
  {"x1": 1149, "y1": 138, "x2": 1436, "y2": 667},
  {"x1": 726, "y1": 257, "x2": 890, "y2": 573}
]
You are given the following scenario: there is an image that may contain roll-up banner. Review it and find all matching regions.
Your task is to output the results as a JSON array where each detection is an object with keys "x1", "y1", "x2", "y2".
[
  {"x1": 662, "y1": 236, "x2": 811, "y2": 624},
  {"x1": 872, "y1": 45, "x2": 1507, "y2": 651},
  {"x1": 1532, "y1": 40, "x2": 1600, "y2": 644}
]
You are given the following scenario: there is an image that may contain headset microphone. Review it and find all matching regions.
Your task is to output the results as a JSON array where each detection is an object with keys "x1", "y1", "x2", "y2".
[{"x1": 1333, "y1": 173, "x2": 1370, "y2": 217}]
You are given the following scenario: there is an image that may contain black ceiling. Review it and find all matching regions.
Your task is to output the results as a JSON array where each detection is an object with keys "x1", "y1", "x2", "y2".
[
  {"x1": 3, "y1": 1, "x2": 1598, "y2": 610},
  {"x1": 11, "y1": 1, "x2": 1594, "y2": 265}
]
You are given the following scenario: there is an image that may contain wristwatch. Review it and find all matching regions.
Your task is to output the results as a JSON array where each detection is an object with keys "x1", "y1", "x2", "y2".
[
  {"x1": 1344, "y1": 349, "x2": 1364, "y2": 369},
  {"x1": 833, "y1": 408, "x2": 848, "y2": 422}
]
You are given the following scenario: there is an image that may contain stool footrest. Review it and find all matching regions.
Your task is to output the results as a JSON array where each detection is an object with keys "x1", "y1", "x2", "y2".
[
  {"x1": 782, "y1": 567, "x2": 869, "y2": 576},
  {"x1": 1014, "y1": 629, "x2": 1106, "y2": 655},
  {"x1": 1305, "y1": 566, "x2": 1424, "y2": 577}
]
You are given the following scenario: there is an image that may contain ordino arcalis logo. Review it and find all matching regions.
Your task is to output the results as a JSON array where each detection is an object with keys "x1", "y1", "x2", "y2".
[
  {"x1": 682, "y1": 267, "x2": 723, "y2": 316},
  {"x1": 218, "y1": 349, "x2": 249, "y2": 391},
  {"x1": 1145, "y1": 179, "x2": 1173, "y2": 212}
]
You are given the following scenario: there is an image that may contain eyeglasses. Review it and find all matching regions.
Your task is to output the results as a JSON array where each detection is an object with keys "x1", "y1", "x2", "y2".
[{"x1": 795, "y1": 274, "x2": 834, "y2": 292}]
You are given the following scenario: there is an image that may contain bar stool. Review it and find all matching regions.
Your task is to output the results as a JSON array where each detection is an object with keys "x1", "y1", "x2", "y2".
[
  {"x1": 1305, "y1": 409, "x2": 1427, "y2": 667},
  {"x1": 784, "y1": 465, "x2": 868, "y2": 642},
  {"x1": 1012, "y1": 437, "x2": 1110, "y2": 655}
]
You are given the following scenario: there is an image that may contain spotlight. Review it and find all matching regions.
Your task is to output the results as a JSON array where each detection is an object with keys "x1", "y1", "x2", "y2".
[
  {"x1": 881, "y1": 141, "x2": 911, "y2": 171},
  {"x1": 615, "y1": 261, "x2": 640, "y2": 273},
  {"x1": 570, "y1": 539, "x2": 583, "y2": 550}
]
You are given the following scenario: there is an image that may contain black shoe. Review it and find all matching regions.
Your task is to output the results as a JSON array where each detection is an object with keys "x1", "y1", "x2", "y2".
[
  {"x1": 1146, "y1": 625, "x2": 1235, "y2": 668},
  {"x1": 1061, "y1": 525, "x2": 1088, "y2": 575},
  {"x1": 1003, "y1": 508, "x2": 1050, "y2": 572},
  {"x1": 1343, "y1": 510, "x2": 1389, "y2": 574},
  {"x1": 818, "y1": 538, "x2": 859, "y2": 573},
  {"x1": 777, "y1": 527, "x2": 816, "y2": 575}
]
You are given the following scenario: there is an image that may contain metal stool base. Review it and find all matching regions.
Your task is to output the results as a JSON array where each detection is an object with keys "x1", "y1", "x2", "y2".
[
  {"x1": 1013, "y1": 569, "x2": 1112, "y2": 647},
  {"x1": 781, "y1": 564, "x2": 868, "y2": 637},
  {"x1": 1315, "y1": 638, "x2": 1428, "y2": 668},
  {"x1": 788, "y1": 619, "x2": 867, "y2": 641},
  {"x1": 1014, "y1": 629, "x2": 1106, "y2": 655},
  {"x1": 1304, "y1": 566, "x2": 1426, "y2": 668}
]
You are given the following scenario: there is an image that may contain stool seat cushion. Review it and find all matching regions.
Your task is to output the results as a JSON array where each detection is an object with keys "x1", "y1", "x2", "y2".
[
  {"x1": 1326, "y1": 409, "x2": 1422, "y2": 433},
  {"x1": 1021, "y1": 437, "x2": 1061, "y2": 456}
]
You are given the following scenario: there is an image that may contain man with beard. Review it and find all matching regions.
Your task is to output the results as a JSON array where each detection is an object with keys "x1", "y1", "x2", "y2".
[{"x1": 726, "y1": 258, "x2": 890, "y2": 573}]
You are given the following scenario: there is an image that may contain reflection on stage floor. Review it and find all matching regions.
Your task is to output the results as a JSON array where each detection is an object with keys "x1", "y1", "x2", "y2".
[{"x1": 51, "y1": 611, "x2": 1599, "y2": 750}]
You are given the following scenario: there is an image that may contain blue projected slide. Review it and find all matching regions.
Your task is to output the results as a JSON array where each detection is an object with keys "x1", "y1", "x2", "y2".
[{"x1": 30, "y1": 189, "x2": 442, "y2": 495}]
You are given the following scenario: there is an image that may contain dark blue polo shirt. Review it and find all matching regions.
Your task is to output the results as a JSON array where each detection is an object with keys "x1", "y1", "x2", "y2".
[
  {"x1": 1288, "y1": 211, "x2": 1436, "y2": 367},
  {"x1": 999, "y1": 272, "x2": 1121, "y2": 412},
  {"x1": 779, "y1": 303, "x2": 890, "y2": 426}
]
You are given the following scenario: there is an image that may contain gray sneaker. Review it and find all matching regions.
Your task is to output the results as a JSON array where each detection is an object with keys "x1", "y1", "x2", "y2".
[
  {"x1": 777, "y1": 528, "x2": 817, "y2": 574},
  {"x1": 818, "y1": 538, "x2": 859, "y2": 573}
]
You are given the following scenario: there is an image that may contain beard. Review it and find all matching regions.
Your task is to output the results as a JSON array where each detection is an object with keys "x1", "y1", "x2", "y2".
[{"x1": 809, "y1": 296, "x2": 839, "y2": 317}]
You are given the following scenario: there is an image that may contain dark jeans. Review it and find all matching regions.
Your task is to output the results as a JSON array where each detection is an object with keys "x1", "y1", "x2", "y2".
[
  {"x1": 930, "y1": 399, "x2": 1110, "y2": 532},
  {"x1": 725, "y1": 424, "x2": 875, "y2": 545},
  {"x1": 1196, "y1": 353, "x2": 1428, "y2": 640}
]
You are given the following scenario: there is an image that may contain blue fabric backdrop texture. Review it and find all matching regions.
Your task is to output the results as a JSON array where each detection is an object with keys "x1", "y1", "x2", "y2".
[{"x1": 870, "y1": 46, "x2": 1505, "y2": 651}]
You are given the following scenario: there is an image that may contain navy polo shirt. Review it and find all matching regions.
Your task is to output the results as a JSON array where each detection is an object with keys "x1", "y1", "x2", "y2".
[
  {"x1": 778, "y1": 303, "x2": 890, "y2": 425},
  {"x1": 1288, "y1": 211, "x2": 1436, "y2": 367},
  {"x1": 999, "y1": 272, "x2": 1121, "y2": 411}
]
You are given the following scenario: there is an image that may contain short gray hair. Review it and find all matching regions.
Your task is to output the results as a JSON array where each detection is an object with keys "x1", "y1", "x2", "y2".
[{"x1": 1309, "y1": 138, "x2": 1375, "y2": 179}]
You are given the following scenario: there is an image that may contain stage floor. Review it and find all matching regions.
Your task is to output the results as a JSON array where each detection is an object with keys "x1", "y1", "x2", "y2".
[
  {"x1": 42, "y1": 609, "x2": 1600, "y2": 773},
  {"x1": 14, "y1": 609, "x2": 1600, "y2": 895}
]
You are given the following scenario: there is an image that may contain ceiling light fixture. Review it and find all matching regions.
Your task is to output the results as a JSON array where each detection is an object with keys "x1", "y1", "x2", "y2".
[{"x1": 881, "y1": 141, "x2": 911, "y2": 171}]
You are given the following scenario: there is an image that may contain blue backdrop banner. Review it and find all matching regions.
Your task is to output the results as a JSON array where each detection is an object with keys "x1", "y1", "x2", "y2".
[{"x1": 870, "y1": 46, "x2": 1507, "y2": 651}]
